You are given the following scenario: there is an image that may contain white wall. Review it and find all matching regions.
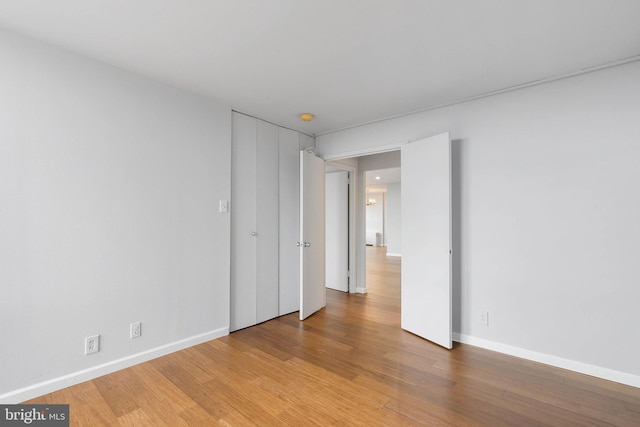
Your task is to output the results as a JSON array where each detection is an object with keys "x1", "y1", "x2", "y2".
[
  {"x1": 386, "y1": 183, "x2": 401, "y2": 256},
  {"x1": 365, "y1": 192, "x2": 384, "y2": 244},
  {"x1": 317, "y1": 61, "x2": 640, "y2": 384},
  {"x1": 0, "y1": 29, "x2": 232, "y2": 402},
  {"x1": 358, "y1": 151, "x2": 401, "y2": 170}
]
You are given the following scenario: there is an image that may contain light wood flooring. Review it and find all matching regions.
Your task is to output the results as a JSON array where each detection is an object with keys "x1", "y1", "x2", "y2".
[{"x1": 27, "y1": 247, "x2": 640, "y2": 425}]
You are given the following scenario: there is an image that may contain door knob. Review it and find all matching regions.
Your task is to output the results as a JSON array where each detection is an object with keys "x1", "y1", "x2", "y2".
[
  {"x1": 296, "y1": 242, "x2": 302, "y2": 247},
  {"x1": 304, "y1": 242, "x2": 311, "y2": 247},
  {"x1": 251, "y1": 232, "x2": 257, "y2": 236}
]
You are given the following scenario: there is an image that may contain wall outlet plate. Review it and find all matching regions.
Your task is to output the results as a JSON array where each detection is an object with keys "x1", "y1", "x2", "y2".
[
  {"x1": 480, "y1": 312, "x2": 489, "y2": 326},
  {"x1": 130, "y1": 322, "x2": 141, "y2": 339},
  {"x1": 85, "y1": 335, "x2": 100, "y2": 355}
]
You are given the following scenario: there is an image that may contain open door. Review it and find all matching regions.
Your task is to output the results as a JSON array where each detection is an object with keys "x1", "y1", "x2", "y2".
[
  {"x1": 300, "y1": 151, "x2": 326, "y2": 320},
  {"x1": 325, "y1": 170, "x2": 349, "y2": 292},
  {"x1": 401, "y1": 133, "x2": 452, "y2": 349}
]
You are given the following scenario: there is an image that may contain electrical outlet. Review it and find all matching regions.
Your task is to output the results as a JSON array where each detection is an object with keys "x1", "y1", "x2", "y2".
[
  {"x1": 85, "y1": 335, "x2": 100, "y2": 355},
  {"x1": 480, "y1": 312, "x2": 489, "y2": 326},
  {"x1": 130, "y1": 322, "x2": 141, "y2": 339}
]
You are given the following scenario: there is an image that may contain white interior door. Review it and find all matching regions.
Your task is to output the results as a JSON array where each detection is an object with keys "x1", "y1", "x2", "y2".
[
  {"x1": 401, "y1": 132, "x2": 452, "y2": 349},
  {"x1": 300, "y1": 151, "x2": 326, "y2": 320},
  {"x1": 278, "y1": 128, "x2": 301, "y2": 315},
  {"x1": 325, "y1": 171, "x2": 349, "y2": 292}
]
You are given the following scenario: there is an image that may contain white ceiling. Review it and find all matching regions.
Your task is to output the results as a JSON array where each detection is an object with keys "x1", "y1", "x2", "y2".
[{"x1": 1, "y1": 1, "x2": 639, "y2": 135}]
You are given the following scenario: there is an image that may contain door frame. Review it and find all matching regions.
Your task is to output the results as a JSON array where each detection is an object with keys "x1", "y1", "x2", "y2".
[
  {"x1": 319, "y1": 136, "x2": 462, "y2": 348},
  {"x1": 323, "y1": 145, "x2": 402, "y2": 294}
]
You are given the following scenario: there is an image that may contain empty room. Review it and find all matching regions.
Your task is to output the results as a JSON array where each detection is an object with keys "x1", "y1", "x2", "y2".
[{"x1": 2, "y1": 1, "x2": 640, "y2": 425}]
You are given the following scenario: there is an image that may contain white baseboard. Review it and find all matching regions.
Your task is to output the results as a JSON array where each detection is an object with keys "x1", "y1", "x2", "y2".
[
  {"x1": 0, "y1": 327, "x2": 229, "y2": 404},
  {"x1": 453, "y1": 333, "x2": 640, "y2": 389},
  {"x1": 386, "y1": 252, "x2": 401, "y2": 257},
  {"x1": 355, "y1": 287, "x2": 367, "y2": 294}
]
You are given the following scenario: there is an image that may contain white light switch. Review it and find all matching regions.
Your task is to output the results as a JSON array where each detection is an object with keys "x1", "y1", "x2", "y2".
[{"x1": 219, "y1": 200, "x2": 229, "y2": 213}]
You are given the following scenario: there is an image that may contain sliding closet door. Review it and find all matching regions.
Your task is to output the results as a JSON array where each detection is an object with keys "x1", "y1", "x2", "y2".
[
  {"x1": 231, "y1": 112, "x2": 305, "y2": 329},
  {"x1": 231, "y1": 113, "x2": 257, "y2": 331},
  {"x1": 256, "y1": 121, "x2": 279, "y2": 323}
]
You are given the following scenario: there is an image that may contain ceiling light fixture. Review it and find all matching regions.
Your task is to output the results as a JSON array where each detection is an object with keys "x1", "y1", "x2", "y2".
[
  {"x1": 375, "y1": 176, "x2": 381, "y2": 180},
  {"x1": 299, "y1": 113, "x2": 315, "y2": 122}
]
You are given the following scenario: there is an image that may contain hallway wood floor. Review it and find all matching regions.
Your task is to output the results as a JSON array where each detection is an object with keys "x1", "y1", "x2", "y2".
[{"x1": 27, "y1": 247, "x2": 640, "y2": 425}]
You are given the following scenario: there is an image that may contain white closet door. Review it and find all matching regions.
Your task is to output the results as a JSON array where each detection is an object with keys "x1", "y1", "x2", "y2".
[
  {"x1": 230, "y1": 113, "x2": 257, "y2": 331},
  {"x1": 256, "y1": 120, "x2": 280, "y2": 323},
  {"x1": 401, "y1": 132, "x2": 452, "y2": 349},
  {"x1": 278, "y1": 128, "x2": 300, "y2": 315},
  {"x1": 300, "y1": 151, "x2": 326, "y2": 320}
]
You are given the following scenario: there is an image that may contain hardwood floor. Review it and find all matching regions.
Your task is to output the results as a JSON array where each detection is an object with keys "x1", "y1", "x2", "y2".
[{"x1": 27, "y1": 246, "x2": 640, "y2": 425}]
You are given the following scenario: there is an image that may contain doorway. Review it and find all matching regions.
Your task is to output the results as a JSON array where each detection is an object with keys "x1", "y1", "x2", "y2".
[
  {"x1": 355, "y1": 151, "x2": 401, "y2": 294},
  {"x1": 324, "y1": 159, "x2": 357, "y2": 293},
  {"x1": 325, "y1": 168, "x2": 349, "y2": 292},
  {"x1": 319, "y1": 133, "x2": 454, "y2": 349},
  {"x1": 364, "y1": 166, "x2": 401, "y2": 295}
]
